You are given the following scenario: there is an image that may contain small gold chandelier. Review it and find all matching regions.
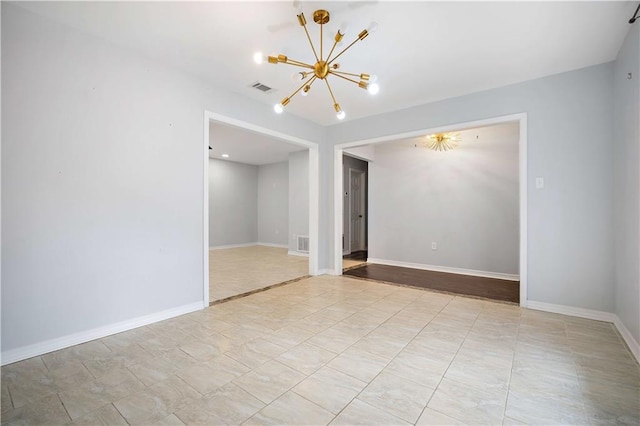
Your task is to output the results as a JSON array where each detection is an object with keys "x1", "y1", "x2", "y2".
[
  {"x1": 421, "y1": 133, "x2": 461, "y2": 151},
  {"x1": 255, "y1": 8, "x2": 379, "y2": 120}
]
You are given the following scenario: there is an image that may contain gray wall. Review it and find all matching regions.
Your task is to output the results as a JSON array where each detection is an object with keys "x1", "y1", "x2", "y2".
[
  {"x1": 343, "y1": 155, "x2": 368, "y2": 254},
  {"x1": 209, "y1": 159, "x2": 289, "y2": 248},
  {"x1": 288, "y1": 151, "x2": 309, "y2": 253},
  {"x1": 208, "y1": 159, "x2": 258, "y2": 247},
  {"x1": 326, "y1": 62, "x2": 614, "y2": 312},
  {"x1": 613, "y1": 24, "x2": 639, "y2": 345},
  {"x1": 258, "y1": 161, "x2": 289, "y2": 246},
  {"x1": 369, "y1": 123, "x2": 519, "y2": 275},
  {"x1": 1, "y1": 4, "x2": 323, "y2": 355}
]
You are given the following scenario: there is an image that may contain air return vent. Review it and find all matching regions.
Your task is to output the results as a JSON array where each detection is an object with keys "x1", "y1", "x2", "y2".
[
  {"x1": 297, "y1": 235, "x2": 309, "y2": 253},
  {"x1": 250, "y1": 81, "x2": 274, "y2": 93}
]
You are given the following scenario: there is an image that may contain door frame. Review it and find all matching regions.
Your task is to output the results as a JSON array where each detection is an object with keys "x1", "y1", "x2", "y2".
[
  {"x1": 333, "y1": 113, "x2": 528, "y2": 307},
  {"x1": 204, "y1": 111, "x2": 320, "y2": 307},
  {"x1": 348, "y1": 168, "x2": 367, "y2": 253}
]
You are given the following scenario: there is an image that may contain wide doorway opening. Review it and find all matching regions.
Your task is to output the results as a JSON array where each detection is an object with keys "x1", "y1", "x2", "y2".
[
  {"x1": 334, "y1": 114, "x2": 527, "y2": 305},
  {"x1": 204, "y1": 112, "x2": 319, "y2": 304}
]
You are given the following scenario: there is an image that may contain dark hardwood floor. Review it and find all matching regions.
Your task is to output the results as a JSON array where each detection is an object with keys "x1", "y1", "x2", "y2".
[{"x1": 344, "y1": 263, "x2": 519, "y2": 303}]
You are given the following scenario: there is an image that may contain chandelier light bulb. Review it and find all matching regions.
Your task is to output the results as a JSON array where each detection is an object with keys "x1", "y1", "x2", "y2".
[
  {"x1": 367, "y1": 83, "x2": 380, "y2": 95},
  {"x1": 368, "y1": 74, "x2": 378, "y2": 83},
  {"x1": 253, "y1": 51, "x2": 264, "y2": 65},
  {"x1": 274, "y1": 103, "x2": 284, "y2": 114},
  {"x1": 367, "y1": 21, "x2": 379, "y2": 33},
  {"x1": 337, "y1": 110, "x2": 346, "y2": 120},
  {"x1": 292, "y1": 0, "x2": 302, "y2": 11}
]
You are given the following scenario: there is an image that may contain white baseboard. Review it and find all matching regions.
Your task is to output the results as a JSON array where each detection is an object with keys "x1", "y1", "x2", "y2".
[
  {"x1": 209, "y1": 242, "x2": 258, "y2": 250},
  {"x1": 257, "y1": 242, "x2": 288, "y2": 249},
  {"x1": 317, "y1": 269, "x2": 333, "y2": 275},
  {"x1": 526, "y1": 300, "x2": 617, "y2": 322},
  {"x1": 343, "y1": 250, "x2": 351, "y2": 255},
  {"x1": 613, "y1": 316, "x2": 640, "y2": 363},
  {"x1": 210, "y1": 242, "x2": 288, "y2": 250},
  {"x1": 287, "y1": 250, "x2": 309, "y2": 258},
  {"x1": 1, "y1": 302, "x2": 203, "y2": 366},
  {"x1": 527, "y1": 300, "x2": 639, "y2": 364},
  {"x1": 367, "y1": 258, "x2": 520, "y2": 281}
]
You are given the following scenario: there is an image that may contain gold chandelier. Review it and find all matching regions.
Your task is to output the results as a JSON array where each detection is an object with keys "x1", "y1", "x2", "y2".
[
  {"x1": 419, "y1": 133, "x2": 461, "y2": 151},
  {"x1": 254, "y1": 8, "x2": 379, "y2": 120}
]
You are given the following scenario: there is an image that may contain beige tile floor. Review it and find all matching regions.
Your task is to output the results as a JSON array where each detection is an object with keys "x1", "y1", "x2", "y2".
[
  {"x1": 343, "y1": 258, "x2": 367, "y2": 270},
  {"x1": 210, "y1": 246, "x2": 309, "y2": 302},
  {"x1": 209, "y1": 246, "x2": 366, "y2": 302},
  {"x1": 2, "y1": 275, "x2": 639, "y2": 425}
]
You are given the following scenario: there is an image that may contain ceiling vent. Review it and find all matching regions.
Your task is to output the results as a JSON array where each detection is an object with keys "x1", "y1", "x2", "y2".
[{"x1": 250, "y1": 81, "x2": 274, "y2": 93}]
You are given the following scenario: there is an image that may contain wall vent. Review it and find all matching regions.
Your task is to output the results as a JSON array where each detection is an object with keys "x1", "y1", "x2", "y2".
[
  {"x1": 296, "y1": 235, "x2": 309, "y2": 253},
  {"x1": 250, "y1": 81, "x2": 274, "y2": 93}
]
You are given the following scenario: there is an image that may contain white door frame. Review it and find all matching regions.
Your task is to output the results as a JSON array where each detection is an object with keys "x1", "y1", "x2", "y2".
[
  {"x1": 204, "y1": 111, "x2": 320, "y2": 307},
  {"x1": 333, "y1": 113, "x2": 528, "y2": 307},
  {"x1": 348, "y1": 168, "x2": 367, "y2": 253}
]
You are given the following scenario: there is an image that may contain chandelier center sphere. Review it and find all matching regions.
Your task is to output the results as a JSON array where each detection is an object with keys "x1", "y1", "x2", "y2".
[{"x1": 314, "y1": 61, "x2": 330, "y2": 79}]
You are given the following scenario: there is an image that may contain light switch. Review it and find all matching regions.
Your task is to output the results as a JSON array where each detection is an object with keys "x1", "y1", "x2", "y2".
[{"x1": 535, "y1": 177, "x2": 544, "y2": 189}]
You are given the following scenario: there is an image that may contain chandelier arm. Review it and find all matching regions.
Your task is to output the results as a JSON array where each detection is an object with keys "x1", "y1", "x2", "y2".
[
  {"x1": 306, "y1": 75, "x2": 319, "y2": 88},
  {"x1": 278, "y1": 58, "x2": 315, "y2": 69},
  {"x1": 285, "y1": 75, "x2": 318, "y2": 104},
  {"x1": 323, "y1": 78, "x2": 339, "y2": 106},
  {"x1": 330, "y1": 70, "x2": 366, "y2": 79},
  {"x1": 301, "y1": 21, "x2": 320, "y2": 62},
  {"x1": 327, "y1": 37, "x2": 362, "y2": 66},
  {"x1": 328, "y1": 71, "x2": 361, "y2": 85},
  {"x1": 285, "y1": 62, "x2": 315, "y2": 70},
  {"x1": 325, "y1": 38, "x2": 340, "y2": 64}
]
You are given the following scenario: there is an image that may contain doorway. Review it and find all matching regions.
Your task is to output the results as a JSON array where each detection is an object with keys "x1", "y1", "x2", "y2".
[
  {"x1": 203, "y1": 111, "x2": 319, "y2": 306},
  {"x1": 333, "y1": 113, "x2": 528, "y2": 306},
  {"x1": 343, "y1": 155, "x2": 369, "y2": 270},
  {"x1": 349, "y1": 169, "x2": 367, "y2": 253}
]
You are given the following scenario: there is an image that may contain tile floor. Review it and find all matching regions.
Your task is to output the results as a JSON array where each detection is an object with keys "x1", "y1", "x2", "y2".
[
  {"x1": 209, "y1": 245, "x2": 366, "y2": 302},
  {"x1": 343, "y1": 258, "x2": 367, "y2": 270},
  {"x1": 2, "y1": 275, "x2": 639, "y2": 425},
  {"x1": 209, "y1": 246, "x2": 308, "y2": 302}
]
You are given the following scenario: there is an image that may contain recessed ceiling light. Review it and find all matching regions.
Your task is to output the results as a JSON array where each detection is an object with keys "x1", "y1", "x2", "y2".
[{"x1": 222, "y1": 154, "x2": 229, "y2": 158}]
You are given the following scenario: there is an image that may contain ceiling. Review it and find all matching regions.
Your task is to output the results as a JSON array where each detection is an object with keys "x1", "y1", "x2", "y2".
[
  {"x1": 15, "y1": 1, "x2": 636, "y2": 127},
  {"x1": 209, "y1": 122, "x2": 306, "y2": 165}
]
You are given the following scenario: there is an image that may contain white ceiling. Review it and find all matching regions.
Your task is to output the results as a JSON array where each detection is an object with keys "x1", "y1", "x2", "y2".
[
  {"x1": 16, "y1": 1, "x2": 636, "y2": 128},
  {"x1": 209, "y1": 122, "x2": 306, "y2": 165}
]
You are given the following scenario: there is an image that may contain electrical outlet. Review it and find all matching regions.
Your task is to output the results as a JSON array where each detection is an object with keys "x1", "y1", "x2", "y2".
[{"x1": 431, "y1": 242, "x2": 437, "y2": 250}]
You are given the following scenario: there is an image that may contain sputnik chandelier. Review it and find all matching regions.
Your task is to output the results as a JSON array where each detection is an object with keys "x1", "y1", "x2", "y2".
[
  {"x1": 254, "y1": 6, "x2": 379, "y2": 120},
  {"x1": 417, "y1": 133, "x2": 461, "y2": 152}
]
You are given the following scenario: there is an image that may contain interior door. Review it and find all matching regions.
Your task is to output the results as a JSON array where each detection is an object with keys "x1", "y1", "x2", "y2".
[{"x1": 350, "y1": 169, "x2": 366, "y2": 251}]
